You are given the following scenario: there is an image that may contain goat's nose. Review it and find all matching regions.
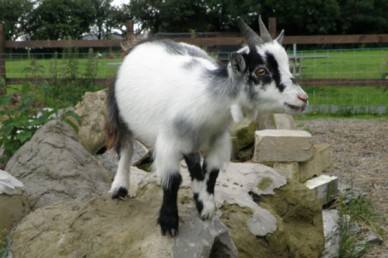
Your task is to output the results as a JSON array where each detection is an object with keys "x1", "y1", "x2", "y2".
[{"x1": 298, "y1": 94, "x2": 308, "y2": 103}]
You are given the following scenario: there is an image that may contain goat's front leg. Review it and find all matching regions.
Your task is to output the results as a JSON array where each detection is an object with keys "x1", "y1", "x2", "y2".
[{"x1": 185, "y1": 133, "x2": 231, "y2": 220}]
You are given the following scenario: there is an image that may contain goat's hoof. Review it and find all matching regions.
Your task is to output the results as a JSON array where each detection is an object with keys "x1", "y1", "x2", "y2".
[
  {"x1": 110, "y1": 187, "x2": 128, "y2": 200},
  {"x1": 199, "y1": 201, "x2": 216, "y2": 220},
  {"x1": 158, "y1": 210, "x2": 179, "y2": 236},
  {"x1": 158, "y1": 218, "x2": 179, "y2": 236}
]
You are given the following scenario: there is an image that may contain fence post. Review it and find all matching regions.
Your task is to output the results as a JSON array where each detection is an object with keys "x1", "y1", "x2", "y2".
[
  {"x1": 268, "y1": 17, "x2": 277, "y2": 39},
  {"x1": 0, "y1": 23, "x2": 6, "y2": 95}
]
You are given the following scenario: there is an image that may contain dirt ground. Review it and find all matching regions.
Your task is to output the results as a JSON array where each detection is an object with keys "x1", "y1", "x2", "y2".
[{"x1": 296, "y1": 118, "x2": 388, "y2": 257}]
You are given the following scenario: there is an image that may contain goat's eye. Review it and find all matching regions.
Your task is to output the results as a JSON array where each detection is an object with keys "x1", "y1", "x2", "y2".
[{"x1": 254, "y1": 68, "x2": 267, "y2": 77}]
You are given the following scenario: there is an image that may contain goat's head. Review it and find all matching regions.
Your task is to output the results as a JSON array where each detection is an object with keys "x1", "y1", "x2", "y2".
[{"x1": 231, "y1": 16, "x2": 308, "y2": 114}]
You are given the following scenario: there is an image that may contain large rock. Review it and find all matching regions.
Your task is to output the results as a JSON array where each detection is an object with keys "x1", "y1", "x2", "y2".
[
  {"x1": 0, "y1": 170, "x2": 30, "y2": 231},
  {"x1": 321, "y1": 209, "x2": 340, "y2": 258},
  {"x1": 74, "y1": 89, "x2": 107, "y2": 154},
  {"x1": 11, "y1": 167, "x2": 238, "y2": 258},
  {"x1": 230, "y1": 119, "x2": 256, "y2": 161},
  {"x1": 11, "y1": 162, "x2": 324, "y2": 258},
  {"x1": 5, "y1": 120, "x2": 112, "y2": 209}
]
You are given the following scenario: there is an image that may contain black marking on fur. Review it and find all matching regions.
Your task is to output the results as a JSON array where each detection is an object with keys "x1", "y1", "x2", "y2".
[
  {"x1": 158, "y1": 173, "x2": 182, "y2": 236},
  {"x1": 111, "y1": 187, "x2": 128, "y2": 200},
  {"x1": 206, "y1": 169, "x2": 220, "y2": 195},
  {"x1": 105, "y1": 79, "x2": 133, "y2": 153},
  {"x1": 183, "y1": 153, "x2": 204, "y2": 181},
  {"x1": 193, "y1": 193, "x2": 204, "y2": 214},
  {"x1": 265, "y1": 52, "x2": 285, "y2": 92}
]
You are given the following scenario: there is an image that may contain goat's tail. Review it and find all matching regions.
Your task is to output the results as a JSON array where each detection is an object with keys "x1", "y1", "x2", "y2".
[{"x1": 105, "y1": 81, "x2": 130, "y2": 151}]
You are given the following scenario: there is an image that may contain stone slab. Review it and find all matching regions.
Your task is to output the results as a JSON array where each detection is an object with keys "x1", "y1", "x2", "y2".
[
  {"x1": 305, "y1": 175, "x2": 339, "y2": 206},
  {"x1": 253, "y1": 130, "x2": 313, "y2": 163}
]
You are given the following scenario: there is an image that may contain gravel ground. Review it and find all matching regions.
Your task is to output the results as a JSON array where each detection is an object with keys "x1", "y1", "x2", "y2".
[{"x1": 296, "y1": 118, "x2": 388, "y2": 257}]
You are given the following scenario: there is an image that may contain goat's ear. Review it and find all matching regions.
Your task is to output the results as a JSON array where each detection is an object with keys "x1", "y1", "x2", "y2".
[
  {"x1": 230, "y1": 53, "x2": 246, "y2": 74},
  {"x1": 275, "y1": 30, "x2": 285, "y2": 44}
]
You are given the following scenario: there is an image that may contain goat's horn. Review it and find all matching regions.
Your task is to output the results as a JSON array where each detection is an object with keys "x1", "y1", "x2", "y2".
[
  {"x1": 237, "y1": 18, "x2": 264, "y2": 50},
  {"x1": 258, "y1": 15, "x2": 273, "y2": 42}
]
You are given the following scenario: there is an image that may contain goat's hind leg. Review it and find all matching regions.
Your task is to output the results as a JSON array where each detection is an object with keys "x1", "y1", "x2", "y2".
[{"x1": 109, "y1": 136, "x2": 133, "y2": 199}]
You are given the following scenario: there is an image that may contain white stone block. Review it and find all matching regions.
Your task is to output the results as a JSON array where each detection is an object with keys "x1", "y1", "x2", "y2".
[
  {"x1": 253, "y1": 130, "x2": 313, "y2": 163},
  {"x1": 305, "y1": 175, "x2": 339, "y2": 206}
]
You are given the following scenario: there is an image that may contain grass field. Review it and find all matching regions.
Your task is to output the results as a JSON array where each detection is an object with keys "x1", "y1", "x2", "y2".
[
  {"x1": 5, "y1": 53, "x2": 123, "y2": 79},
  {"x1": 3, "y1": 47, "x2": 388, "y2": 115},
  {"x1": 291, "y1": 48, "x2": 388, "y2": 79}
]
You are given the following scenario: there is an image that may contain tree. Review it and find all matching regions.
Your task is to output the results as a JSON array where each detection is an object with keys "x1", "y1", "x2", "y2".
[
  {"x1": 89, "y1": 0, "x2": 117, "y2": 39},
  {"x1": 24, "y1": 0, "x2": 94, "y2": 40},
  {"x1": 0, "y1": 0, "x2": 33, "y2": 40},
  {"x1": 337, "y1": 0, "x2": 388, "y2": 34}
]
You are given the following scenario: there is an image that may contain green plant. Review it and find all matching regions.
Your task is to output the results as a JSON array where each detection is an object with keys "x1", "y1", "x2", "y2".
[
  {"x1": 336, "y1": 192, "x2": 383, "y2": 258},
  {"x1": 0, "y1": 85, "x2": 55, "y2": 165},
  {"x1": 0, "y1": 228, "x2": 8, "y2": 257}
]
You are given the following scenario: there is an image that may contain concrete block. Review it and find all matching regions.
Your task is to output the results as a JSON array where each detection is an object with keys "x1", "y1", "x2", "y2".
[
  {"x1": 299, "y1": 144, "x2": 333, "y2": 182},
  {"x1": 305, "y1": 175, "x2": 339, "y2": 206},
  {"x1": 273, "y1": 113, "x2": 296, "y2": 129},
  {"x1": 273, "y1": 162, "x2": 300, "y2": 181},
  {"x1": 253, "y1": 130, "x2": 313, "y2": 163}
]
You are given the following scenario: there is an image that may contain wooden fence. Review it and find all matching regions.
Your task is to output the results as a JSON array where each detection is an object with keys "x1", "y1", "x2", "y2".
[{"x1": 0, "y1": 18, "x2": 388, "y2": 94}]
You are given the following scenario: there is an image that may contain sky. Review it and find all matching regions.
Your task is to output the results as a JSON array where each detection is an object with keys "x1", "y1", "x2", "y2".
[{"x1": 112, "y1": 0, "x2": 130, "y2": 6}]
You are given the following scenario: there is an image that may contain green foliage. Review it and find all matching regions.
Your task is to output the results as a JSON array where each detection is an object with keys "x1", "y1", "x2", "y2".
[
  {"x1": 0, "y1": 84, "x2": 55, "y2": 165},
  {"x1": 336, "y1": 192, "x2": 383, "y2": 258},
  {"x1": 0, "y1": 228, "x2": 7, "y2": 257},
  {"x1": 0, "y1": 0, "x2": 33, "y2": 40}
]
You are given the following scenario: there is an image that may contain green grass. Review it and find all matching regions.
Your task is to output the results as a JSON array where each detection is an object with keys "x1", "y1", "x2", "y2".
[
  {"x1": 5, "y1": 56, "x2": 122, "y2": 79},
  {"x1": 291, "y1": 48, "x2": 388, "y2": 79},
  {"x1": 336, "y1": 193, "x2": 384, "y2": 258},
  {"x1": 304, "y1": 86, "x2": 388, "y2": 107}
]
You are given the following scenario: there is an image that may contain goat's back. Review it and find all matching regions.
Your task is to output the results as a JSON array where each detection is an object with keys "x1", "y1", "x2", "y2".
[{"x1": 114, "y1": 40, "x2": 222, "y2": 146}]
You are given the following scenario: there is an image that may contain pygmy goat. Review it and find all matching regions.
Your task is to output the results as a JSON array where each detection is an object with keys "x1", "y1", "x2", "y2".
[{"x1": 105, "y1": 16, "x2": 308, "y2": 236}]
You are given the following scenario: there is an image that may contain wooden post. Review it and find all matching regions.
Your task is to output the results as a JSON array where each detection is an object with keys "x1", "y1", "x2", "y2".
[
  {"x1": 0, "y1": 23, "x2": 6, "y2": 95},
  {"x1": 268, "y1": 17, "x2": 277, "y2": 38}
]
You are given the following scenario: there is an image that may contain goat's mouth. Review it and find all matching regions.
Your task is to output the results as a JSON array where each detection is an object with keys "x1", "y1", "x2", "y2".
[{"x1": 284, "y1": 102, "x2": 306, "y2": 113}]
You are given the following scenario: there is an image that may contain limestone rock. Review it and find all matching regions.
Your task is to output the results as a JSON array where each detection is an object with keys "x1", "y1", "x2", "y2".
[
  {"x1": 299, "y1": 144, "x2": 333, "y2": 182},
  {"x1": 5, "y1": 120, "x2": 112, "y2": 209},
  {"x1": 230, "y1": 119, "x2": 256, "y2": 161},
  {"x1": 0, "y1": 194, "x2": 30, "y2": 232},
  {"x1": 321, "y1": 209, "x2": 340, "y2": 258},
  {"x1": 10, "y1": 162, "x2": 324, "y2": 258},
  {"x1": 74, "y1": 89, "x2": 107, "y2": 154},
  {"x1": 253, "y1": 130, "x2": 313, "y2": 163},
  {"x1": 11, "y1": 168, "x2": 237, "y2": 258},
  {"x1": 273, "y1": 162, "x2": 300, "y2": 181}
]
